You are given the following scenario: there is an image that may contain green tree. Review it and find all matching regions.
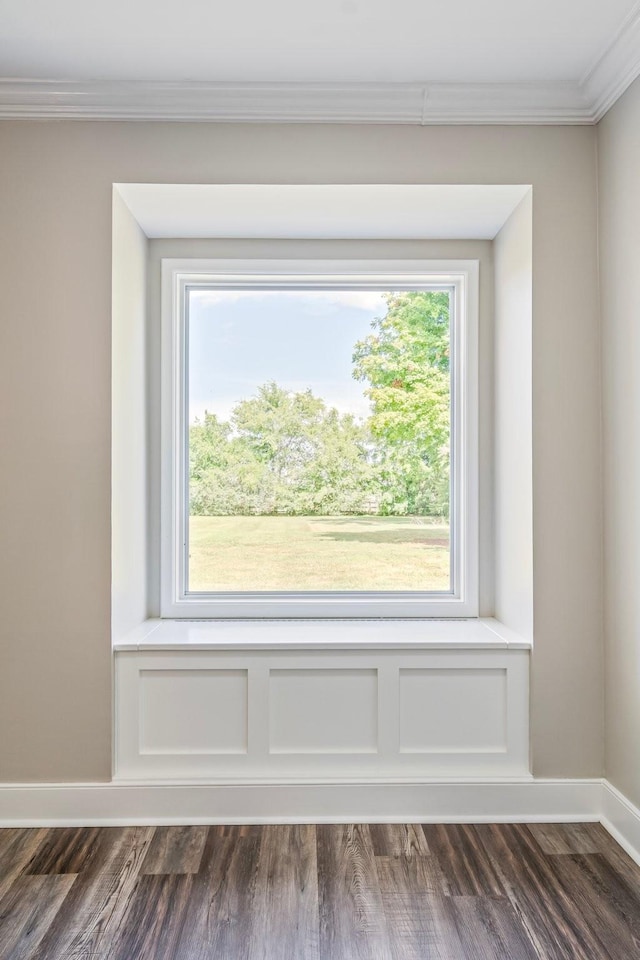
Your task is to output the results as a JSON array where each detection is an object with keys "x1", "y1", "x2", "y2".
[
  {"x1": 189, "y1": 411, "x2": 275, "y2": 515},
  {"x1": 352, "y1": 291, "x2": 451, "y2": 516},
  {"x1": 294, "y1": 407, "x2": 378, "y2": 515},
  {"x1": 232, "y1": 382, "x2": 325, "y2": 490},
  {"x1": 189, "y1": 383, "x2": 378, "y2": 516}
]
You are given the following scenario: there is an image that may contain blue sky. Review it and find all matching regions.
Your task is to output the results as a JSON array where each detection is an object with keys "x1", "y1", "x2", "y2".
[{"x1": 188, "y1": 289, "x2": 388, "y2": 423}]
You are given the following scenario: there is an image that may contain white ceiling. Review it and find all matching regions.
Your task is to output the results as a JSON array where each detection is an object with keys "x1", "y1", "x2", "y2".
[
  {"x1": 0, "y1": 0, "x2": 635, "y2": 84},
  {"x1": 116, "y1": 183, "x2": 531, "y2": 240},
  {"x1": 1, "y1": 0, "x2": 639, "y2": 122}
]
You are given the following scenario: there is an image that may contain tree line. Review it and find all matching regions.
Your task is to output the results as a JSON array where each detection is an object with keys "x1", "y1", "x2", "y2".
[{"x1": 189, "y1": 291, "x2": 451, "y2": 518}]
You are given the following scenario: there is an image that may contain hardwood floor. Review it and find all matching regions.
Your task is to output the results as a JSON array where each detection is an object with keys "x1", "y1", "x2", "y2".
[{"x1": 1, "y1": 822, "x2": 639, "y2": 958}]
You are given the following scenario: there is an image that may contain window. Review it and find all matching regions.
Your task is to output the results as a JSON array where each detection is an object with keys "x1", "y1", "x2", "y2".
[{"x1": 161, "y1": 260, "x2": 478, "y2": 618}]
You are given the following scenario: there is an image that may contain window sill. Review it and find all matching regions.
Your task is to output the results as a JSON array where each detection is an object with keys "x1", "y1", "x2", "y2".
[{"x1": 113, "y1": 617, "x2": 531, "y2": 652}]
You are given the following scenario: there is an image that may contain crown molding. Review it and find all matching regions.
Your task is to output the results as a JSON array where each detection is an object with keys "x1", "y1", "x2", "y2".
[
  {"x1": 1, "y1": 6, "x2": 640, "y2": 129},
  {"x1": 581, "y1": 0, "x2": 640, "y2": 121},
  {"x1": 0, "y1": 78, "x2": 594, "y2": 124}
]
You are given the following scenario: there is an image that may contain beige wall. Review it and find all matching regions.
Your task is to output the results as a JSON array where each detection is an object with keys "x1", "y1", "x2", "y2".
[
  {"x1": 0, "y1": 121, "x2": 602, "y2": 781},
  {"x1": 598, "y1": 76, "x2": 640, "y2": 808}
]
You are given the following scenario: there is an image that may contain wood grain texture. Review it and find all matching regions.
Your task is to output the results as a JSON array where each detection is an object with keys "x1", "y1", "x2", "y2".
[
  {"x1": 0, "y1": 830, "x2": 48, "y2": 901},
  {"x1": 248, "y1": 824, "x2": 319, "y2": 960},
  {"x1": 526, "y1": 822, "x2": 601, "y2": 855},
  {"x1": 376, "y1": 856, "x2": 448, "y2": 960},
  {"x1": 592, "y1": 822, "x2": 640, "y2": 899},
  {"x1": 0, "y1": 875, "x2": 75, "y2": 960},
  {"x1": 474, "y1": 823, "x2": 615, "y2": 960},
  {"x1": 140, "y1": 825, "x2": 208, "y2": 875},
  {"x1": 23, "y1": 828, "x2": 103, "y2": 876},
  {"x1": 30, "y1": 826, "x2": 154, "y2": 960},
  {"x1": 174, "y1": 827, "x2": 261, "y2": 959},
  {"x1": 369, "y1": 823, "x2": 430, "y2": 860},
  {"x1": 422, "y1": 823, "x2": 505, "y2": 897},
  {"x1": 548, "y1": 852, "x2": 640, "y2": 956},
  {"x1": 1, "y1": 822, "x2": 640, "y2": 959},
  {"x1": 437, "y1": 895, "x2": 540, "y2": 960},
  {"x1": 317, "y1": 823, "x2": 392, "y2": 960},
  {"x1": 111, "y1": 874, "x2": 194, "y2": 960}
]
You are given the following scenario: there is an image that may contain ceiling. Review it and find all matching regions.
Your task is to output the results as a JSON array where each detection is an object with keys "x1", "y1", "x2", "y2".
[
  {"x1": 116, "y1": 184, "x2": 531, "y2": 240},
  {"x1": 1, "y1": 0, "x2": 639, "y2": 122},
  {"x1": 0, "y1": 0, "x2": 634, "y2": 83}
]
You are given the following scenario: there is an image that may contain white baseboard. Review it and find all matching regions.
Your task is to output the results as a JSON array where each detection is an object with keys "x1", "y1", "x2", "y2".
[
  {"x1": 601, "y1": 780, "x2": 640, "y2": 868},
  {"x1": 0, "y1": 777, "x2": 601, "y2": 827},
  {"x1": 3, "y1": 778, "x2": 639, "y2": 869}
]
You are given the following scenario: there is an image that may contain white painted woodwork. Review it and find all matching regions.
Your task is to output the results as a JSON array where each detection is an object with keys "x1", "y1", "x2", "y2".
[
  {"x1": 3, "y1": 23, "x2": 640, "y2": 127},
  {"x1": 114, "y1": 616, "x2": 531, "y2": 651},
  {"x1": 493, "y1": 194, "x2": 534, "y2": 642},
  {"x1": 270, "y1": 669, "x2": 378, "y2": 754},
  {"x1": 117, "y1": 184, "x2": 530, "y2": 241},
  {"x1": 0, "y1": 778, "x2": 604, "y2": 829},
  {"x1": 111, "y1": 194, "x2": 149, "y2": 644},
  {"x1": 601, "y1": 781, "x2": 640, "y2": 868},
  {"x1": 114, "y1": 645, "x2": 529, "y2": 780},
  {"x1": 0, "y1": 79, "x2": 594, "y2": 124},
  {"x1": 139, "y1": 669, "x2": 248, "y2": 755},
  {"x1": 399, "y1": 668, "x2": 507, "y2": 753},
  {"x1": 160, "y1": 259, "x2": 479, "y2": 620}
]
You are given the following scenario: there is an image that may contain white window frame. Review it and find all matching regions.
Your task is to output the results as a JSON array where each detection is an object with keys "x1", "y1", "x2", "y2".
[{"x1": 161, "y1": 259, "x2": 479, "y2": 619}]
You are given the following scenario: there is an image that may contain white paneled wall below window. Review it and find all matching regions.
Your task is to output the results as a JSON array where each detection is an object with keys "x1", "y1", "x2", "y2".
[{"x1": 114, "y1": 641, "x2": 529, "y2": 781}]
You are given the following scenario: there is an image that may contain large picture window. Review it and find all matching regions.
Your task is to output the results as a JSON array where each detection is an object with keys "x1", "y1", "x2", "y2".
[{"x1": 161, "y1": 260, "x2": 478, "y2": 618}]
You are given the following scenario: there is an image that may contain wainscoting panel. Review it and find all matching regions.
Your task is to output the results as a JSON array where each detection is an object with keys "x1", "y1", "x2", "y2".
[
  {"x1": 139, "y1": 669, "x2": 248, "y2": 755},
  {"x1": 399, "y1": 667, "x2": 507, "y2": 753},
  {"x1": 115, "y1": 648, "x2": 529, "y2": 780},
  {"x1": 269, "y1": 668, "x2": 378, "y2": 754}
]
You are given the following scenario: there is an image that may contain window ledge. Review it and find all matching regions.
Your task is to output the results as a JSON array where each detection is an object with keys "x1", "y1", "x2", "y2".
[{"x1": 113, "y1": 617, "x2": 531, "y2": 652}]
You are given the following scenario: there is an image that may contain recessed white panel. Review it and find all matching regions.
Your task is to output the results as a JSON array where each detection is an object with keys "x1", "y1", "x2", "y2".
[
  {"x1": 139, "y1": 669, "x2": 248, "y2": 755},
  {"x1": 270, "y1": 668, "x2": 378, "y2": 754},
  {"x1": 399, "y1": 668, "x2": 507, "y2": 753}
]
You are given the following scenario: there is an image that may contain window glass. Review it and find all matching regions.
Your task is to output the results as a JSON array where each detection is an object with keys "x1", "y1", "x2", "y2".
[{"x1": 186, "y1": 286, "x2": 452, "y2": 593}]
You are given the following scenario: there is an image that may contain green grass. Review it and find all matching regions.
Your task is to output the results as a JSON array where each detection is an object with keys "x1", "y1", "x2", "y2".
[{"x1": 188, "y1": 515, "x2": 450, "y2": 592}]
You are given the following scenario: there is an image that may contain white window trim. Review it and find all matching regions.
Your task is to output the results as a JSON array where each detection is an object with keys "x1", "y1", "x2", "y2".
[{"x1": 160, "y1": 258, "x2": 479, "y2": 619}]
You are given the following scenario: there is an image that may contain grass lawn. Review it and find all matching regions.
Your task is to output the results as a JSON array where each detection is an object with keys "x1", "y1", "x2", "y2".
[{"x1": 188, "y1": 515, "x2": 450, "y2": 592}]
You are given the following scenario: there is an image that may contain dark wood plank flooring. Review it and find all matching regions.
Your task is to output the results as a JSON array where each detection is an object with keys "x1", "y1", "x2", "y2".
[{"x1": 1, "y1": 822, "x2": 639, "y2": 958}]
